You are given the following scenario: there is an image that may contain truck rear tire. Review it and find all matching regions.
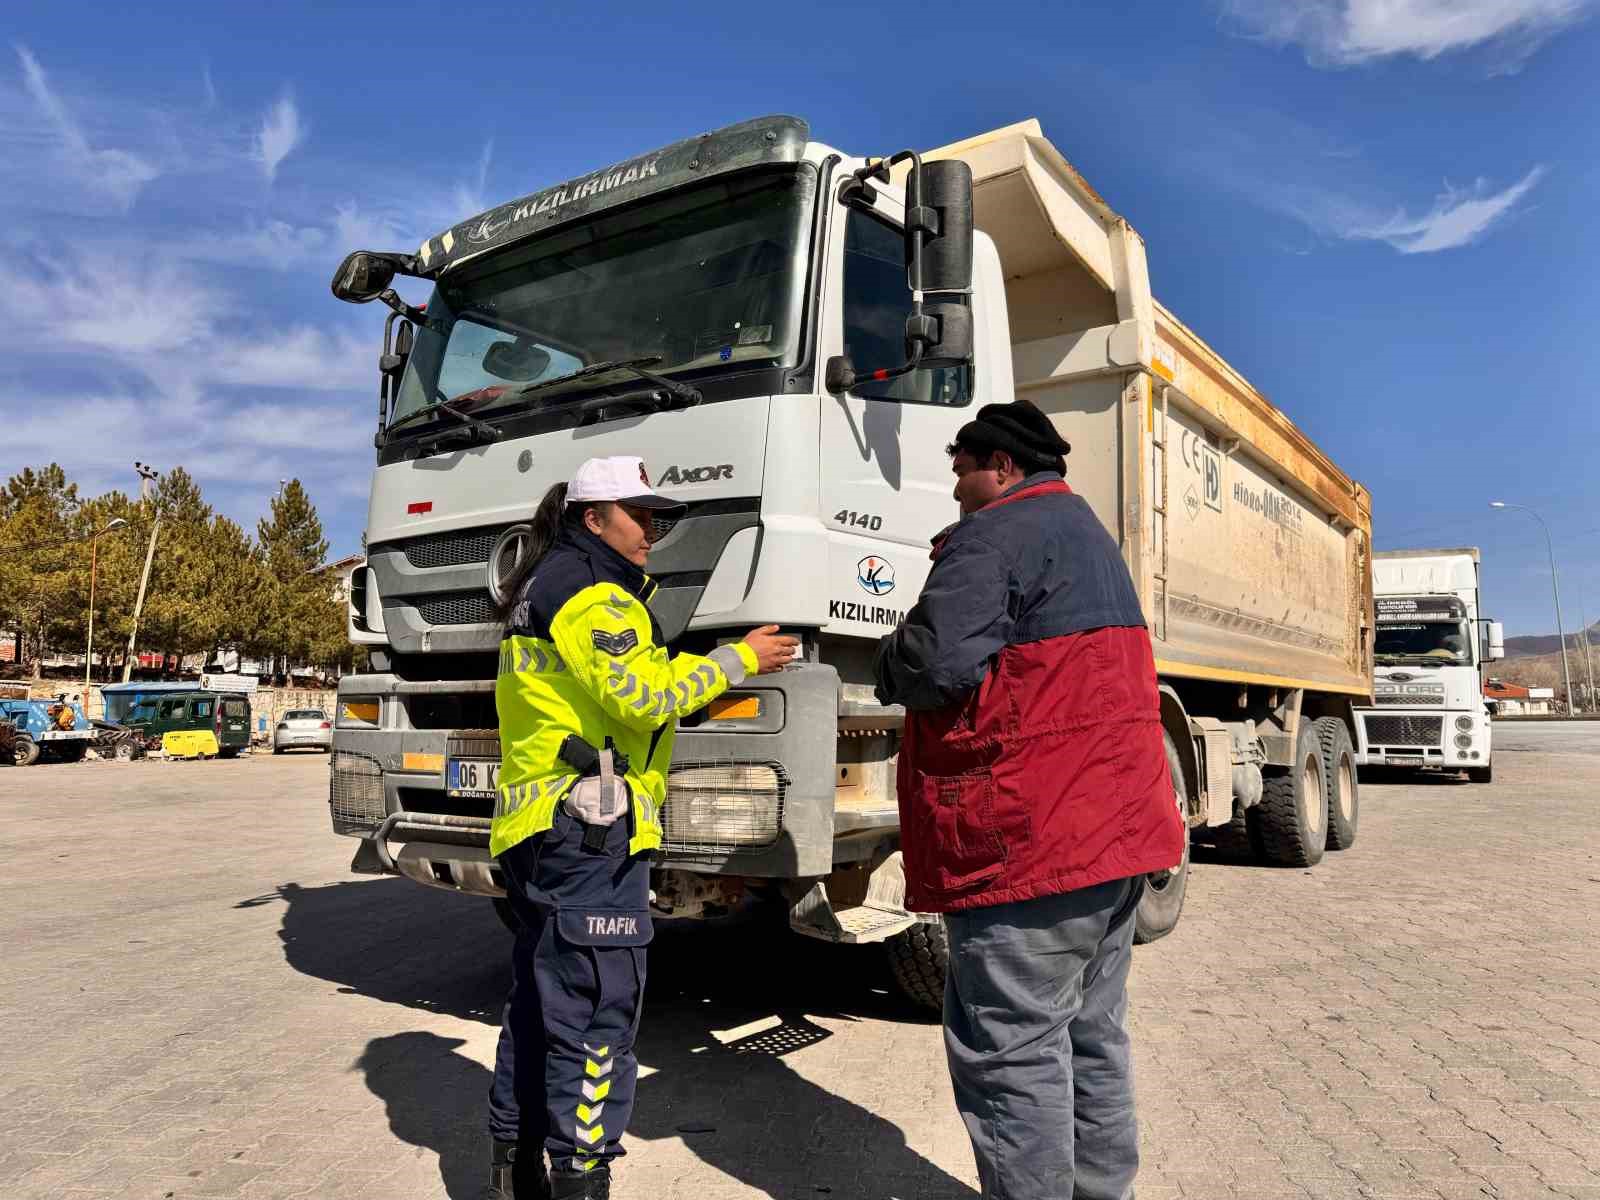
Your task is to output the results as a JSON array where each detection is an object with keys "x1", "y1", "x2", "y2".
[
  {"x1": 887, "y1": 919, "x2": 948, "y2": 1013},
  {"x1": 1251, "y1": 721, "x2": 1327, "y2": 868},
  {"x1": 1135, "y1": 731, "x2": 1190, "y2": 943},
  {"x1": 1316, "y1": 717, "x2": 1358, "y2": 851},
  {"x1": 13, "y1": 736, "x2": 40, "y2": 767},
  {"x1": 1467, "y1": 764, "x2": 1492, "y2": 784}
]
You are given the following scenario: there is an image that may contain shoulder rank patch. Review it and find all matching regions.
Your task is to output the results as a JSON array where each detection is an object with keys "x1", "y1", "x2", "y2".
[{"x1": 592, "y1": 628, "x2": 640, "y2": 655}]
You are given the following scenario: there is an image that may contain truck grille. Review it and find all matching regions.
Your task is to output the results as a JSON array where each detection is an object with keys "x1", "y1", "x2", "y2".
[
  {"x1": 415, "y1": 590, "x2": 497, "y2": 625},
  {"x1": 404, "y1": 528, "x2": 502, "y2": 569},
  {"x1": 1374, "y1": 694, "x2": 1443, "y2": 706},
  {"x1": 1362, "y1": 715, "x2": 1442, "y2": 748},
  {"x1": 330, "y1": 750, "x2": 386, "y2": 833}
]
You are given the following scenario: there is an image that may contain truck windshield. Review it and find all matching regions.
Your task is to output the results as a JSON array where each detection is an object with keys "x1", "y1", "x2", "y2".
[
  {"x1": 391, "y1": 166, "x2": 816, "y2": 430},
  {"x1": 1375, "y1": 622, "x2": 1472, "y2": 665}
]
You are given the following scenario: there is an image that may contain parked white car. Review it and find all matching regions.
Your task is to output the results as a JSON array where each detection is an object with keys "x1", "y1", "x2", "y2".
[{"x1": 273, "y1": 709, "x2": 332, "y2": 754}]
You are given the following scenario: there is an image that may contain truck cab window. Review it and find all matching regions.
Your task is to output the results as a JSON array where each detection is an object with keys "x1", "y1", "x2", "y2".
[{"x1": 842, "y1": 210, "x2": 971, "y2": 407}]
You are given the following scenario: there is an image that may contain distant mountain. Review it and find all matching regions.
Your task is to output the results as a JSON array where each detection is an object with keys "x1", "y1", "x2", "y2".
[{"x1": 1504, "y1": 623, "x2": 1600, "y2": 659}]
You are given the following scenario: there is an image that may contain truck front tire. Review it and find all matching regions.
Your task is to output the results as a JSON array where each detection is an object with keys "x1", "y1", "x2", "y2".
[
  {"x1": 887, "y1": 919, "x2": 948, "y2": 1013},
  {"x1": 13, "y1": 736, "x2": 40, "y2": 767},
  {"x1": 1251, "y1": 721, "x2": 1327, "y2": 868},
  {"x1": 1316, "y1": 717, "x2": 1359, "y2": 851},
  {"x1": 1468, "y1": 764, "x2": 1492, "y2": 784},
  {"x1": 1135, "y1": 731, "x2": 1190, "y2": 943}
]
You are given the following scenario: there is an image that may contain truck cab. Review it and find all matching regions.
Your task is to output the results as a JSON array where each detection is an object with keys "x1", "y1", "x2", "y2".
[{"x1": 1355, "y1": 549, "x2": 1504, "y2": 782}]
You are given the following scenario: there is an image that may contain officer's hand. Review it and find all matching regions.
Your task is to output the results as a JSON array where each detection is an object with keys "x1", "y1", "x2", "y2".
[{"x1": 743, "y1": 625, "x2": 801, "y2": 674}]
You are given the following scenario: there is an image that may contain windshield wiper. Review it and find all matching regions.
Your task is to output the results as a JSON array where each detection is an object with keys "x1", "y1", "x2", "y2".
[
  {"x1": 491, "y1": 356, "x2": 702, "y2": 414},
  {"x1": 404, "y1": 399, "x2": 502, "y2": 457}
]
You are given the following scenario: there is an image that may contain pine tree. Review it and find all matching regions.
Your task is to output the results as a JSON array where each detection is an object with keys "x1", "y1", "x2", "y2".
[
  {"x1": 0, "y1": 465, "x2": 82, "y2": 672},
  {"x1": 254, "y1": 480, "x2": 335, "y2": 679}
]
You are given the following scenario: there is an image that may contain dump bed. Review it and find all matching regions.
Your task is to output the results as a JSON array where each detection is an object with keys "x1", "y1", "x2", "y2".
[{"x1": 927, "y1": 121, "x2": 1373, "y2": 697}]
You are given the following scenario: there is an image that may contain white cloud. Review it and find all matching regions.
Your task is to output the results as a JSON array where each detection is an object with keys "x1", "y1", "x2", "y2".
[
  {"x1": 333, "y1": 201, "x2": 415, "y2": 251},
  {"x1": 13, "y1": 45, "x2": 159, "y2": 208},
  {"x1": 1341, "y1": 167, "x2": 1546, "y2": 252},
  {"x1": 256, "y1": 91, "x2": 304, "y2": 181},
  {"x1": 1222, "y1": 0, "x2": 1593, "y2": 69},
  {"x1": 0, "y1": 254, "x2": 219, "y2": 354},
  {"x1": 174, "y1": 220, "x2": 330, "y2": 268},
  {"x1": 1260, "y1": 167, "x2": 1548, "y2": 254},
  {"x1": 201, "y1": 63, "x2": 217, "y2": 108},
  {"x1": 447, "y1": 138, "x2": 497, "y2": 224},
  {"x1": 205, "y1": 326, "x2": 375, "y2": 392}
]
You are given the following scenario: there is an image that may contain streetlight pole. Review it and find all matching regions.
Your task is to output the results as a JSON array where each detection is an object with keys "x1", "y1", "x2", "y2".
[
  {"x1": 1491, "y1": 501, "x2": 1577, "y2": 715},
  {"x1": 1573, "y1": 579, "x2": 1598, "y2": 714},
  {"x1": 122, "y1": 463, "x2": 162, "y2": 684},
  {"x1": 84, "y1": 518, "x2": 129, "y2": 696}
]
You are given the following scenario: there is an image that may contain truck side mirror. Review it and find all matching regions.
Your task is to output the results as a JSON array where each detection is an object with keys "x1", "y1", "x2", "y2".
[
  {"x1": 826, "y1": 152, "x2": 976, "y2": 393},
  {"x1": 332, "y1": 251, "x2": 399, "y2": 303},
  {"x1": 907, "y1": 159, "x2": 973, "y2": 295},
  {"x1": 905, "y1": 301, "x2": 972, "y2": 368},
  {"x1": 1485, "y1": 621, "x2": 1506, "y2": 661}
]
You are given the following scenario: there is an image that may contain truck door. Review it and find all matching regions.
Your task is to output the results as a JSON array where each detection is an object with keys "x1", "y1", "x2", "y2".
[{"x1": 818, "y1": 203, "x2": 977, "y2": 634}]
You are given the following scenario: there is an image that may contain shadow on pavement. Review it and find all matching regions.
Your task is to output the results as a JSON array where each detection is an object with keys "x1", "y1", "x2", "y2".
[{"x1": 252, "y1": 877, "x2": 975, "y2": 1200}]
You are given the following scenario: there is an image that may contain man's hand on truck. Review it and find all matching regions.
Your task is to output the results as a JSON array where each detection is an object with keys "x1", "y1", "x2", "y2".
[{"x1": 742, "y1": 626, "x2": 800, "y2": 674}]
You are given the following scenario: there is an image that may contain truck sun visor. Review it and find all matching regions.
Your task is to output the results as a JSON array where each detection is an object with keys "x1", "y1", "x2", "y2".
[{"x1": 416, "y1": 115, "x2": 810, "y2": 278}]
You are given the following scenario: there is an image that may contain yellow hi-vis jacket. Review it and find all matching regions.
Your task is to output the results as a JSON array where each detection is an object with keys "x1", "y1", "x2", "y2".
[{"x1": 491, "y1": 527, "x2": 759, "y2": 859}]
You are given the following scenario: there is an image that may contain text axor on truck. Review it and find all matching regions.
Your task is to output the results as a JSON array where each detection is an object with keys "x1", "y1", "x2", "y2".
[
  {"x1": 1355, "y1": 549, "x2": 1503, "y2": 782},
  {"x1": 326, "y1": 116, "x2": 1373, "y2": 1006}
]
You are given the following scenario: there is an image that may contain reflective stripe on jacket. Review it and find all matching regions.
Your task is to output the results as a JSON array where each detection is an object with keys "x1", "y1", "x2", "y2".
[{"x1": 492, "y1": 525, "x2": 758, "y2": 859}]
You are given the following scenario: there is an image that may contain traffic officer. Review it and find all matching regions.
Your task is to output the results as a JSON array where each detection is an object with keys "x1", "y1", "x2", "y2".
[{"x1": 487, "y1": 455, "x2": 796, "y2": 1200}]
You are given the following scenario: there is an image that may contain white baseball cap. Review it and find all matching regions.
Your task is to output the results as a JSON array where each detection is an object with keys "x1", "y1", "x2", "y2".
[{"x1": 567, "y1": 456, "x2": 686, "y2": 513}]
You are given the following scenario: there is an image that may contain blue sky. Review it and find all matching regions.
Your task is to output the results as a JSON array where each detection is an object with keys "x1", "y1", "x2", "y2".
[{"x1": 4, "y1": 0, "x2": 1598, "y2": 637}]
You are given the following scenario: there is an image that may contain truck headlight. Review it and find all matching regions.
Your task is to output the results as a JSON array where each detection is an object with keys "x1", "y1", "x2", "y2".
[
  {"x1": 1454, "y1": 716, "x2": 1474, "y2": 732},
  {"x1": 663, "y1": 762, "x2": 784, "y2": 849},
  {"x1": 1454, "y1": 734, "x2": 1473, "y2": 749}
]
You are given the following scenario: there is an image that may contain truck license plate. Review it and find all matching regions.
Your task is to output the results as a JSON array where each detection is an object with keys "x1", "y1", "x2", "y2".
[{"x1": 448, "y1": 758, "x2": 500, "y2": 797}]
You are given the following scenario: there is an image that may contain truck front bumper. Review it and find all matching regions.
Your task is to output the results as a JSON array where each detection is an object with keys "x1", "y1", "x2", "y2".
[
  {"x1": 1353, "y1": 707, "x2": 1490, "y2": 769},
  {"x1": 330, "y1": 663, "x2": 844, "y2": 897}
]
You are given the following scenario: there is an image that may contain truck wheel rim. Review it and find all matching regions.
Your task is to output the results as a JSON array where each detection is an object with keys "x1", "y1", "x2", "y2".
[
  {"x1": 1302, "y1": 754, "x2": 1327, "y2": 837},
  {"x1": 1335, "y1": 757, "x2": 1355, "y2": 822}
]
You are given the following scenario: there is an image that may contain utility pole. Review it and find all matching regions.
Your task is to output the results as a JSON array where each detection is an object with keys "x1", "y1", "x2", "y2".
[
  {"x1": 1491, "y1": 501, "x2": 1576, "y2": 716},
  {"x1": 1574, "y1": 581, "x2": 1598, "y2": 714},
  {"x1": 85, "y1": 518, "x2": 128, "y2": 696},
  {"x1": 122, "y1": 463, "x2": 162, "y2": 683}
]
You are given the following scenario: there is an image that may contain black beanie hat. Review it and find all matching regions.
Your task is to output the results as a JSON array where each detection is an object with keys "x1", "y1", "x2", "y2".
[{"x1": 952, "y1": 400, "x2": 1071, "y2": 475}]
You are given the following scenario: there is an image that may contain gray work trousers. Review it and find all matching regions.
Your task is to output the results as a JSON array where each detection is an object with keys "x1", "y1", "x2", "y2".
[{"x1": 943, "y1": 876, "x2": 1142, "y2": 1200}]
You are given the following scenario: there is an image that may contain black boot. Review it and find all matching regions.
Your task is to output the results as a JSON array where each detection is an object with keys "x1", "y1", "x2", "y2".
[
  {"x1": 487, "y1": 1139, "x2": 551, "y2": 1200},
  {"x1": 549, "y1": 1163, "x2": 611, "y2": 1200}
]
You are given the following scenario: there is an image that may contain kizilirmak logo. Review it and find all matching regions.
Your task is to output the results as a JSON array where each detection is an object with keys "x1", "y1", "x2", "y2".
[{"x1": 856, "y1": 556, "x2": 896, "y2": 596}]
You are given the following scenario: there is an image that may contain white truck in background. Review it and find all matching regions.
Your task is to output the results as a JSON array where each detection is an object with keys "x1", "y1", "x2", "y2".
[
  {"x1": 1355, "y1": 549, "x2": 1504, "y2": 782},
  {"x1": 325, "y1": 116, "x2": 1373, "y2": 1008}
]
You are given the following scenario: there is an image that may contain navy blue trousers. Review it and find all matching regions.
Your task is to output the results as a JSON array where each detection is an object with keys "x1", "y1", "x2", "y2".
[{"x1": 488, "y1": 811, "x2": 651, "y2": 1175}]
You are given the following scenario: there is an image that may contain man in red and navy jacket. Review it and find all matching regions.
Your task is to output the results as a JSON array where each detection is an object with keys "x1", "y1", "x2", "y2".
[{"x1": 875, "y1": 398, "x2": 1184, "y2": 1200}]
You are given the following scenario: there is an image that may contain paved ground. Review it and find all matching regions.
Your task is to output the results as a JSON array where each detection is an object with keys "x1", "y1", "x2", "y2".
[{"x1": 1, "y1": 724, "x2": 1597, "y2": 1200}]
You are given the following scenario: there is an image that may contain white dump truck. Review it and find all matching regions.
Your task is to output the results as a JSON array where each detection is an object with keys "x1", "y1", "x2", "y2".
[
  {"x1": 1355, "y1": 548, "x2": 1503, "y2": 782},
  {"x1": 326, "y1": 116, "x2": 1373, "y2": 1006}
]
